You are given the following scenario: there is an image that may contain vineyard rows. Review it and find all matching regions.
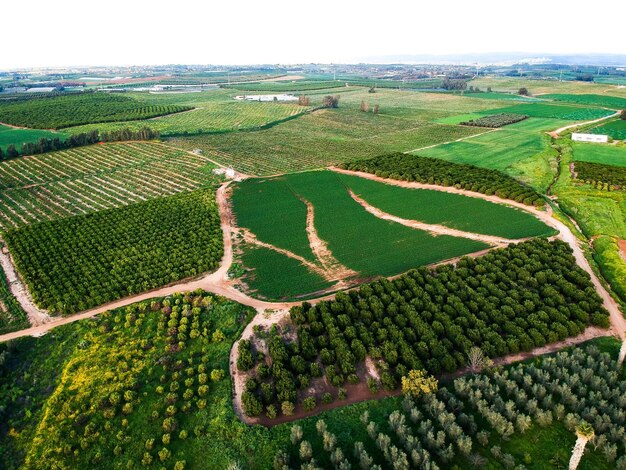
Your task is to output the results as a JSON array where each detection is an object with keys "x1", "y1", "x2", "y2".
[{"x1": 0, "y1": 142, "x2": 216, "y2": 230}]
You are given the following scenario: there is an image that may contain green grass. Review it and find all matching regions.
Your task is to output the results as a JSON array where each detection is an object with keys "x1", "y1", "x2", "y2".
[
  {"x1": 572, "y1": 142, "x2": 626, "y2": 167},
  {"x1": 468, "y1": 76, "x2": 626, "y2": 96},
  {"x1": 238, "y1": 245, "x2": 334, "y2": 300},
  {"x1": 0, "y1": 124, "x2": 68, "y2": 153},
  {"x1": 593, "y1": 235, "x2": 626, "y2": 302},
  {"x1": 542, "y1": 93, "x2": 626, "y2": 109},
  {"x1": 590, "y1": 119, "x2": 626, "y2": 140},
  {"x1": 479, "y1": 102, "x2": 614, "y2": 120},
  {"x1": 339, "y1": 173, "x2": 555, "y2": 239}
]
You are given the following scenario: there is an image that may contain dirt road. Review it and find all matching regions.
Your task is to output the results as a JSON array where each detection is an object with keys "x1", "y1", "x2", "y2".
[{"x1": 547, "y1": 110, "x2": 622, "y2": 138}]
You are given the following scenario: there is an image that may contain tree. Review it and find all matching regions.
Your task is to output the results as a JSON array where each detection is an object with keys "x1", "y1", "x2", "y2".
[
  {"x1": 401, "y1": 369, "x2": 438, "y2": 398},
  {"x1": 322, "y1": 95, "x2": 340, "y2": 108},
  {"x1": 372, "y1": 105, "x2": 380, "y2": 114},
  {"x1": 568, "y1": 421, "x2": 594, "y2": 470},
  {"x1": 619, "y1": 339, "x2": 626, "y2": 365},
  {"x1": 360, "y1": 100, "x2": 369, "y2": 112},
  {"x1": 467, "y1": 347, "x2": 493, "y2": 373},
  {"x1": 620, "y1": 109, "x2": 626, "y2": 121},
  {"x1": 298, "y1": 95, "x2": 310, "y2": 106},
  {"x1": 6, "y1": 144, "x2": 18, "y2": 158},
  {"x1": 518, "y1": 87, "x2": 529, "y2": 96}
]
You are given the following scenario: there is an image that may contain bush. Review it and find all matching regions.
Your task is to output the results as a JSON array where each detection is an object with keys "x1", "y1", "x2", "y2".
[{"x1": 303, "y1": 397, "x2": 317, "y2": 411}]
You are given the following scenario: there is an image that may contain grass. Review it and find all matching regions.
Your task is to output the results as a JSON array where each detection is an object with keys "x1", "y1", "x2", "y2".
[
  {"x1": 231, "y1": 170, "x2": 556, "y2": 298},
  {"x1": 478, "y1": 102, "x2": 614, "y2": 120},
  {"x1": 590, "y1": 119, "x2": 626, "y2": 140},
  {"x1": 0, "y1": 124, "x2": 68, "y2": 152},
  {"x1": 468, "y1": 76, "x2": 626, "y2": 97},
  {"x1": 339, "y1": 173, "x2": 556, "y2": 239},
  {"x1": 542, "y1": 93, "x2": 626, "y2": 109},
  {"x1": 170, "y1": 108, "x2": 483, "y2": 176},
  {"x1": 238, "y1": 245, "x2": 334, "y2": 300},
  {"x1": 593, "y1": 235, "x2": 626, "y2": 302},
  {"x1": 0, "y1": 142, "x2": 218, "y2": 230},
  {"x1": 572, "y1": 142, "x2": 626, "y2": 167}
]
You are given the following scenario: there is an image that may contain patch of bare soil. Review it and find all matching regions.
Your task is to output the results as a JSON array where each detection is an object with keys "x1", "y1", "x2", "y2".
[
  {"x1": 618, "y1": 239, "x2": 626, "y2": 263},
  {"x1": 298, "y1": 195, "x2": 357, "y2": 281}
]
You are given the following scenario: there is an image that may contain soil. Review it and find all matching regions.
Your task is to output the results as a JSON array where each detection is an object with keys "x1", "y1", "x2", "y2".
[{"x1": 618, "y1": 239, "x2": 626, "y2": 263}]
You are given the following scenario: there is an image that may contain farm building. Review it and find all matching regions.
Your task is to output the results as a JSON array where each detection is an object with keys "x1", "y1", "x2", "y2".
[{"x1": 572, "y1": 133, "x2": 608, "y2": 143}]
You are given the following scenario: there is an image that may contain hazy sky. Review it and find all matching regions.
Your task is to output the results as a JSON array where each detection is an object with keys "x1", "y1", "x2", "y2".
[{"x1": 3, "y1": 0, "x2": 625, "y2": 69}]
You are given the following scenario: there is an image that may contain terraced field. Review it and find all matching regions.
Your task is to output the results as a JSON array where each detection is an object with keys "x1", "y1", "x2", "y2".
[
  {"x1": 230, "y1": 170, "x2": 553, "y2": 299},
  {"x1": 0, "y1": 142, "x2": 217, "y2": 230}
]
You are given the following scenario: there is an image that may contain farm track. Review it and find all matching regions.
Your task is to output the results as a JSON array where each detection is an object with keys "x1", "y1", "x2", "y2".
[{"x1": 547, "y1": 110, "x2": 622, "y2": 137}]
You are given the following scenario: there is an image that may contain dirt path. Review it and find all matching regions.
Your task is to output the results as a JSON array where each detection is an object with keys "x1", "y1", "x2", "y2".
[
  {"x1": 547, "y1": 110, "x2": 622, "y2": 138},
  {"x1": 0, "y1": 243, "x2": 51, "y2": 326},
  {"x1": 348, "y1": 189, "x2": 528, "y2": 246},
  {"x1": 298, "y1": 195, "x2": 357, "y2": 281}
]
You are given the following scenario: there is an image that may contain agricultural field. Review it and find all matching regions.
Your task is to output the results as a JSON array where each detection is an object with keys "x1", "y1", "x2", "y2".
[
  {"x1": 542, "y1": 93, "x2": 626, "y2": 109},
  {"x1": 0, "y1": 142, "x2": 218, "y2": 230},
  {"x1": 0, "y1": 124, "x2": 68, "y2": 153},
  {"x1": 0, "y1": 93, "x2": 193, "y2": 129},
  {"x1": 0, "y1": 248, "x2": 29, "y2": 334},
  {"x1": 238, "y1": 239, "x2": 609, "y2": 415},
  {"x1": 222, "y1": 80, "x2": 347, "y2": 92},
  {"x1": 459, "y1": 113, "x2": 528, "y2": 128},
  {"x1": 573, "y1": 161, "x2": 626, "y2": 189},
  {"x1": 230, "y1": 170, "x2": 553, "y2": 299},
  {"x1": 64, "y1": 90, "x2": 308, "y2": 137},
  {"x1": 4, "y1": 189, "x2": 223, "y2": 314},
  {"x1": 479, "y1": 102, "x2": 614, "y2": 121},
  {"x1": 468, "y1": 76, "x2": 626, "y2": 97},
  {"x1": 170, "y1": 107, "x2": 485, "y2": 176},
  {"x1": 590, "y1": 119, "x2": 626, "y2": 140},
  {"x1": 572, "y1": 142, "x2": 626, "y2": 167}
]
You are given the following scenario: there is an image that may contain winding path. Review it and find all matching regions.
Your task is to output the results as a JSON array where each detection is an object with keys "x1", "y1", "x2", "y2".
[{"x1": 547, "y1": 110, "x2": 622, "y2": 138}]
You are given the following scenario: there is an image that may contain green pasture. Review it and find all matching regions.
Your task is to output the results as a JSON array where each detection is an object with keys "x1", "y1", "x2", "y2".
[
  {"x1": 0, "y1": 124, "x2": 68, "y2": 152},
  {"x1": 572, "y1": 142, "x2": 626, "y2": 167},
  {"x1": 480, "y1": 102, "x2": 614, "y2": 120},
  {"x1": 542, "y1": 93, "x2": 626, "y2": 109},
  {"x1": 590, "y1": 119, "x2": 626, "y2": 140}
]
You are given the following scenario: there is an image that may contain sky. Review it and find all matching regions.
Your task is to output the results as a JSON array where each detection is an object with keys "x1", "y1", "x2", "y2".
[{"x1": 2, "y1": 0, "x2": 625, "y2": 69}]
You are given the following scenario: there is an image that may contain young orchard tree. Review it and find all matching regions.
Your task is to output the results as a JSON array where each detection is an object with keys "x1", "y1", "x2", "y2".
[
  {"x1": 467, "y1": 346, "x2": 493, "y2": 373},
  {"x1": 568, "y1": 421, "x2": 595, "y2": 470},
  {"x1": 619, "y1": 338, "x2": 626, "y2": 365},
  {"x1": 401, "y1": 369, "x2": 438, "y2": 398},
  {"x1": 518, "y1": 87, "x2": 529, "y2": 96}
]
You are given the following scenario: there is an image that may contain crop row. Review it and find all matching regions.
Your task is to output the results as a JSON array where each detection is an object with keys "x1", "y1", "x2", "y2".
[
  {"x1": 0, "y1": 93, "x2": 193, "y2": 129},
  {"x1": 238, "y1": 239, "x2": 609, "y2": 415},
  {"x1": 341, "y1": 153, "x2": 544, "y2": 206},
  {"x1": 0, "y1": 142, "x2": 216, "y2": 230}
]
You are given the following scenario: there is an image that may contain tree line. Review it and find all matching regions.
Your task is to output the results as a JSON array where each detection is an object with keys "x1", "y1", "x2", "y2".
[
  {"x1": 0, "y1": 127, "x2": 160, "y2": 160},
  {"x1": 340, "y1": 153, "x2": 545, "y2": 206}
]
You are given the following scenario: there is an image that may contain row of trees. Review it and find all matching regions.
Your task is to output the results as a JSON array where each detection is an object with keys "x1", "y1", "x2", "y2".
[
  {"x1": 0, "y1": 92, "x2": 192, "y2": 129},
  {"x1": 340, "y1": 153, "x2": 545, "y2": 206},
  {"x1": 5, "y1": 189, "x2": 223, "y2": 314},
  {"x1": 241, "y1": 239, "x2": 609, "y2": 415},
  {"x1": 0, "y1": 127, "x2": 160, "y2": 161}
]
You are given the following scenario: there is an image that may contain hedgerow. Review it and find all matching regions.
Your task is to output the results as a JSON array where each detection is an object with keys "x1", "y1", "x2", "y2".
[
  {"x1": 340, "y1": 153, "x2": 545, "y2": 206},
  {"x1": 574, "y1": 161, "x2": 626, "y2": 189},
  {"x1": 0, "y1": 93, "x2": 192, "y2": 129},
  {"x1": 4, "y1": 189, "x2": 223, "y2": 314},
  {"x1": 460, "y1": 113, "x2": 528, "y2": 128},
  {"x1": 241, "y1": 239, "x2": 609, "y2": 415}
]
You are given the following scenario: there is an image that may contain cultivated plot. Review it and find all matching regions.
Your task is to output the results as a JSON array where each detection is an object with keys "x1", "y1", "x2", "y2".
[{"x1": 230, "y1": 171, "x2": 552, "y2": 299}]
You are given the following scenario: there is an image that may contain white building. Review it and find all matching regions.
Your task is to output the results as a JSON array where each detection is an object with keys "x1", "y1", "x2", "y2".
[{"x1": 572, "y1": 133, "x2": 608, "y2": 143}]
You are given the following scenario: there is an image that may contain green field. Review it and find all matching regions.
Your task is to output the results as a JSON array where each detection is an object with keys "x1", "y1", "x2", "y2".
[
  {"x1": 341, "y1": 173, "x2": 555, "y2": 239},
  {"x1": 0, "y1": 142, "x2": 217, "y2": 230},
  {"x1": 479, "y1": 102, "x2": 614, "y2": 120},
  {"x1": 590, "y1": 119, "x2": 626, "y2": 140},
  {"x1": 468, "y1": 76, "x2": 626, "y2": 97},
  {"x1": 0, "y1": 124, "x2": 68, "y2": 153},
  {"x1": 543, "y1": 93, "x2": 626, "y2": 109},
  {"x1": 4, "y1": 189, "x2": 223, "y2": 314},
  {"x1": 231, "y1": 170, "x2": 553, "y2": 299},
  {"x1": 64, "y1": 90, "x2": 308, "y2": 136},
  {"x1": 572, "y1": 142, "x2": 626, "y2": 167}
]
